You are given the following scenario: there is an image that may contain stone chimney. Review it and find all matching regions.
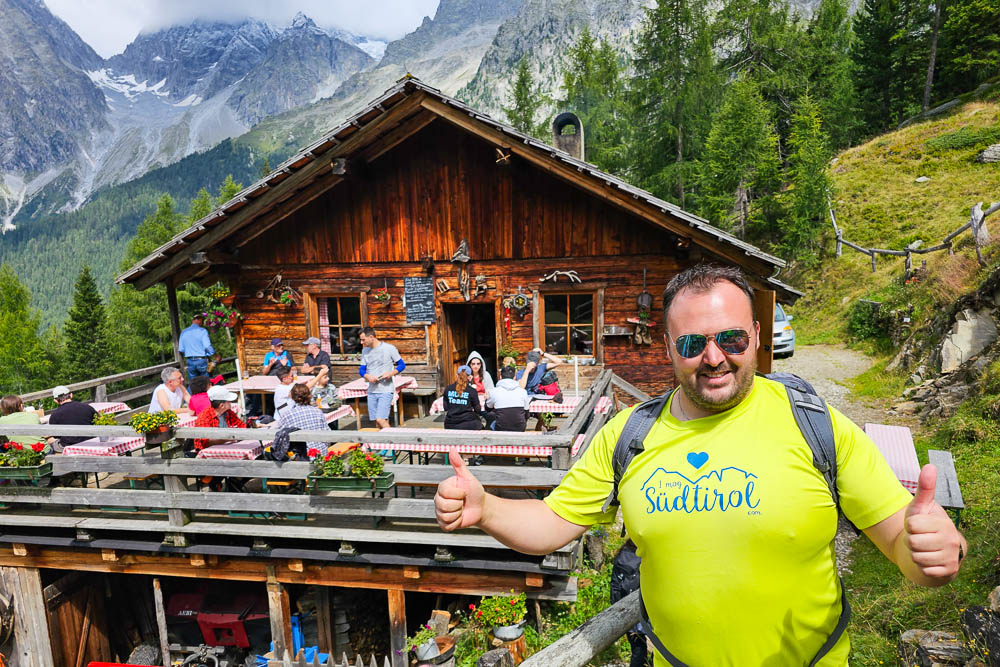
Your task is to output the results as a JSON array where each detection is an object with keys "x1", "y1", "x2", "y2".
[{"x1": 552, "y1": 112, "x2": 584, "y2": 161}]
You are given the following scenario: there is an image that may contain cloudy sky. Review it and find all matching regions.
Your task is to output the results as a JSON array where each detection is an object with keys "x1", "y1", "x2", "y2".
[{"x1": 44, "y1": 0, "x2": 442, "y2": 58}]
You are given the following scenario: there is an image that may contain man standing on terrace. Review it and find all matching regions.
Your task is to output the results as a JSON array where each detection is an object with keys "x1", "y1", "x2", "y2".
[
  {"x1": 359, "y1": 327, "x2": 404, "y2": 430},
  {"x1": 178, "y1": 313, "x2": 216, "y2": 380},
  {"x1": 435, "y1": 264, "x2": 966, "y2": 666}
]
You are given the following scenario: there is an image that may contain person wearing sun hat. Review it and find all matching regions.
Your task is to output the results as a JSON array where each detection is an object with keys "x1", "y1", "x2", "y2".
[
  {"x1": 442, "y1": 364, "x2": 483, "y2": 431},
  {"x1": 46, "y1": 385, "x2": 98, "y2": 451}
]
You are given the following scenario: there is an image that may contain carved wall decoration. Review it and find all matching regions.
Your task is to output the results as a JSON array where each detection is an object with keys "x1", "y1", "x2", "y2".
[{"x1": 540, "y1": 269, "x2": 581, "y2": 284}]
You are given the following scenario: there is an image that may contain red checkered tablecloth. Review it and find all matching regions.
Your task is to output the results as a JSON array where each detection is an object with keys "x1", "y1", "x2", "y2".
[
  {"x1": 89, "y1": 402, "x2": 130, "y2": 414},
  {"x1": 62, "y1": 437, "x2": 145, "y2": 457},
  {"x1": 196, "y1": 440, "x2": 263, "y2": 460},
  {"x1": 362, "y1": 428, "x2": 586, "y2": 458},
  {"x1": 61, "y1": 412, "x2": 198, "y2": 456},
  {"x1": 223, "y1": 375, "x2": 313, "y2": 393},
  {"x1": 864, "y1": 423, "x2": 920, "y2": 492},
  {"x1": 337, "y1": 375, "x2": 417, "y2": 402}
]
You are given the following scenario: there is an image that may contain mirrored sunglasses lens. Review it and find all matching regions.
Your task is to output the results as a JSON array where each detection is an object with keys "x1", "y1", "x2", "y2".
[
  {"x1": 715, "y1": 329, "x2": 750, "y2": 354},
  {"x1": 676, "y1": 334, "x2": 707, "y2": 358}
]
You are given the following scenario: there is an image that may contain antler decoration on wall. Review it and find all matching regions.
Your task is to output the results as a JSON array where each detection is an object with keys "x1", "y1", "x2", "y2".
[{"x1": 256, "y1": 273, "x2": 302, "y2": 306}]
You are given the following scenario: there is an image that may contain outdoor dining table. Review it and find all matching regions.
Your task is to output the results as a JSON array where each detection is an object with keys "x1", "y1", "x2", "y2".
[
  {"x1": 337, "y1": 375, "x2": 418, "y2": 428},
  {"x1": 864, "y1": 422, "x2": 920, "y2": 492},
  {"x1": 196, "y1": 440, "x2": 264, "y2": 461},
  {"x1": 361, "y1": 427, "x2": 586, "y2": 463},
  {"x1": 428, "y1": 394, "x2": 613, "y2": 416},
  {"x1": 61, "y1": 413, "x2": 199, "y2": 457},
  {"x1": 40, "y1": 401, "x2": 130, "y2": 424}
]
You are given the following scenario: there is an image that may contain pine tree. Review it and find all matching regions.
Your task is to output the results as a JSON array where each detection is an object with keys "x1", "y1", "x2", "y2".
[
  {"x1": 0, "y1": 264, "x2": 52, "y2": 394},
  {"x1": 559, "y1": 30, "x2": 630, "y2": 175},
  {"x1": 938, "y1": 0, "x2": 1000, "y2": 96},
  {"x1": 784, "y1": 94, "x2": 831, "y2": 262},
  {"x1": 803, "y1": 0, "x2": 859, "y2": 148},
  {"x1": 63, "y1": 265, "x2": 110, "y2": 389},
  {"x1": 630, "y1": 0, "x2": 719, "y2": 206},
  {"x1": 699, "y1": 77, "x2": 783, "y2": 238},
  {"x1": 216, "y1": 175, "x2": 242, "y2": 207},
  {"x1": 503, "y1": 57, "x2": 544, "y2": 136},
  {"x1": 187, "y1": 188, "x2": 213, "y2": 224}
]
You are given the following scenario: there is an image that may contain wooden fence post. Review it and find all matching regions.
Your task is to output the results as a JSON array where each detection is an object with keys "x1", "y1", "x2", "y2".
[
  {"x1": 152, "y1": 578, "x2": 171, "y2": 667},
  {"x1": 267, "y1": 567, "x2": 294, "y2": 659},
  {"x1": 2, "y1": 566, "x2": 56, "y2": 666},
  {"x1": 388, "y1": 589, "x2": 407, "y2": 667}
]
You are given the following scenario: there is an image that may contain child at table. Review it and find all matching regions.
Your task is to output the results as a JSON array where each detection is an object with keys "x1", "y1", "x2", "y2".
[
  {"x1": 307, "y1": 366, "x2": 341, "y2": 410},
  {"x1": 188, "y1": 376, "x2": 212, "y2": 416}
]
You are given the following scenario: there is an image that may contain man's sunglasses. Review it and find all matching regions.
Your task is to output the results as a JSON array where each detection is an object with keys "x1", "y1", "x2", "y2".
[{"x1": 673, "y1": 328, "x2": 752, "y2": 358}]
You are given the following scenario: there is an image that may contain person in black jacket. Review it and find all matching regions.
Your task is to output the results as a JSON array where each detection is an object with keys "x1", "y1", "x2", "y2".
[{"x1": 442, "y1": 365, "x2": 483, "y2": 430}]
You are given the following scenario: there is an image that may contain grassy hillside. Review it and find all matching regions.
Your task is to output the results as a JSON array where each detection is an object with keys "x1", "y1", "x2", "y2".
[{"x1": 788, "y1": 86, "x2": 1000, "y2": 350}]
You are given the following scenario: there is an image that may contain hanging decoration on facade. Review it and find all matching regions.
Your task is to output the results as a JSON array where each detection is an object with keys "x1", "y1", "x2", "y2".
[
  {"x1": 435, "y1": 278, "x2": 451, "y2": 294},
  {"x1": 257, "y1": 273, "x2": 301, "y2": 306},
  {"x1": 540, "y1": 269, "x2": 581, "y2": 283},
  {"x1": 450, "y1": 239, "x2": 472, "y2": 301},
  {"x1": 473, "y1": 274, "x2": 489, "y2": 298},
  {"x1": 420, "y1": 252, "x2": 435, "y2": 275},
  {"x1": 630, "y1": 266, "x2": 655, "y2": 345},
  {"x1": 502, "y1": 290, "x2": 531, "y2": 320}
]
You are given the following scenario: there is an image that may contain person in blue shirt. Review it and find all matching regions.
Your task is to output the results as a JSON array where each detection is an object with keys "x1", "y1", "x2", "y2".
[
  {"x1": 178, "y1": 314, "x2": 216, "y2": 380},
  {"x1": 263, "y1": 338, "x2": 294, "y2": 376}
]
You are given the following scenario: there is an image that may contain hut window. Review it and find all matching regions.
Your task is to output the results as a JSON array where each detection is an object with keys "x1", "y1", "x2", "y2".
[
  {"x1": 543, "y1": 293, "x2": 594, "y2": 356},
  {"x1": 322, "y1": 296, "x2": 363, "y2": 355}
]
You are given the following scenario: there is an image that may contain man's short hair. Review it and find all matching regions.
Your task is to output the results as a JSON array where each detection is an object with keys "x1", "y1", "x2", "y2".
[
  {"x1": 662, "y1": 264, "x2": 755, "y2": 322},
  {"x1": 290, "y1": 383, "x2": 312, "y2": 405},
  {"x1": 161, "y1": 367, "x2": 181, "y2": 383},
  {"x1": 361, "y1": 326, "x2": 376, "y2": 338},
  {"x1": 192, "y1": 313, "x2": 204, "y2": 321},
  {"x1": 275, "y1": 365, "x2": 291, "y2": 380},
  {"x1": 500, "y1": 365, "x2": 517, "y2": 380},
  {"x1": 209, "y1": 399, "x2": 228, "y2": 409}
]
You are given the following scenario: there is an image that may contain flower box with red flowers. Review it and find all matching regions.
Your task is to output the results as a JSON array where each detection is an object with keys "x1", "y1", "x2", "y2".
[
  {"x1": 308, "y1": 446, "x2": 394, "y2": 493},
  {"x1": 0, "y1": 442, "x2": 51, "y2": 480}
]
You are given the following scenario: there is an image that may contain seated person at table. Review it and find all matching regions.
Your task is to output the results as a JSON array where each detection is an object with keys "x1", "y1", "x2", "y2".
[
  {"x1": 262, "y1": 338, "x2": 293, "y2": 376},
  {"x1": 47, "y1": 385, "x2": 97, "y2": 451},
  {"x1": 149, "y1": 367, "x2": 192, "y2": 414},
  {"x1": 272, "y1": 365, "x2": 296, "y2": 420},
  {"x1": 300, "y1": 336, "x2": 331, "y2": 375},
  {"x1": 516, "y1": 348, "x2": 564, "y2": 397},
  {"x1": 485, "y1": 365, "x2": 531, "y2": 432},
  {"x1": 0, "y1": 395, "x2": 43, "y2": 446},
  {"x1": 191, "y1": 386, "x2": 247, "y2": 452},
  {"x1": 187, "y1": 376, "x2": 212, "y2": 416},
  {"x1": 307, "y1": 366, "x2": 341, "y2": 410},
  {"x1": 274, "y1": 383, "x2": 330, "y2": 460},
  {"x1": 443, "y1": 365, "x2": 483, "y2": 430},
  {"x1": 466, "y1": 351, "x2": 495, "y2": 399}
]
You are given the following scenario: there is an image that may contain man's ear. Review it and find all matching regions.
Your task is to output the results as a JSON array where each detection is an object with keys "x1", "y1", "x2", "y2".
[{"x1": 754, "y1": 320, "x2": 761, "y2": 351}]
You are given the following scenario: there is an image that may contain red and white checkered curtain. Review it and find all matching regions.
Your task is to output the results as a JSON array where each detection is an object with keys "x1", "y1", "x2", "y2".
[{"x1": 318, "y1": 299, "x2": 332, "y2": 353}]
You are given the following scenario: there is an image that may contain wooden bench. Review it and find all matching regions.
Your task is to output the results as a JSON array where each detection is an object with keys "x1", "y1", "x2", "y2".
[
  {"x1": 403, "y1": 387, "x2": 439, "y2": 418},
  {"x1": 928, "y1": 449, "x2": 964, "y2": 524}
]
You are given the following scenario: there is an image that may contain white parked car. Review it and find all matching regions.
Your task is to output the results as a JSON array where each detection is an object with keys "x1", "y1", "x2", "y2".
[{"x1": 773, "y1": 304, "x2": 796, "y2": 358}]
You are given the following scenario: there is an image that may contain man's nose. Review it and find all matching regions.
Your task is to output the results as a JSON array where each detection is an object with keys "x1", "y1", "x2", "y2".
[{"x1": 702, "y1": 338, "x2": 728, "y2": 365}]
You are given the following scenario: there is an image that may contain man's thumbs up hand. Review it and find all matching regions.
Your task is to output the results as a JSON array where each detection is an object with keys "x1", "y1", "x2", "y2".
[
  {"x1": 435, "y1": 447, "x2": 486, "y2": 532},
  {"x1": 903, "y1": 464, "x2": 963, "y2": 581}
]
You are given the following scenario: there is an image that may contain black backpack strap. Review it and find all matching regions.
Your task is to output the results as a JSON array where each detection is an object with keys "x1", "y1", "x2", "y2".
[
  {"x1": 784, "y1": 385, "x2": 839, "y2": 507},
  {"x1": 601, "y1": 390, "x2": 673, "y2": 513},
  {"x1": 639, "y1": 592, "x2": 690, "y2": 667}
]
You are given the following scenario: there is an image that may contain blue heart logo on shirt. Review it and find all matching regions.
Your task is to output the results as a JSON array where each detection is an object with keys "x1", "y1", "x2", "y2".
[{"x1": 686, "y1": 452, "x2": 709, "y2": 469}]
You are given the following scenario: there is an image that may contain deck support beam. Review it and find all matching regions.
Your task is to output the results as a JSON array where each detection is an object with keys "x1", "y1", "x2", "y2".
[
  {"x1": 388, "y1": 588, "x2": 407, "y2": 667},
  {"x1": 2, "y1": 566, "x2": 55, "y2": 666}
]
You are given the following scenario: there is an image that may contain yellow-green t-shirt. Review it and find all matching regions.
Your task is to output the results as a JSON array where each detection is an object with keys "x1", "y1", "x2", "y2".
[
  {"x1": 545, "y1": 377, "x2": 912, "y2": 666},
  {"x1": 0, "y1": 411, "x2": 41, "y2": 445}
]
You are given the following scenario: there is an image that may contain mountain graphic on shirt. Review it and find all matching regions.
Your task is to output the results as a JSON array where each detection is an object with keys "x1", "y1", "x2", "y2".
[
  {"x1": 639, "y1": 467, "x2": 761, "y2": 514},
  {"x1": 641, "y1": 467, "x2": 757, "y2": 491}
]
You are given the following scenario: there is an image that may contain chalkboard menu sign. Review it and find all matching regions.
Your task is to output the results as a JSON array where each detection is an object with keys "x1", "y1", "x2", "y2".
[{"x1": 403, "y1": 276, "x2": 436, "y2": 323}]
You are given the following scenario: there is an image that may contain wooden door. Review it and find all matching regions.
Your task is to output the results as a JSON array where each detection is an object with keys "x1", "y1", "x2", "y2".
[{"x1": 441, "y1": 305, "x2": 473, "y2": 386}]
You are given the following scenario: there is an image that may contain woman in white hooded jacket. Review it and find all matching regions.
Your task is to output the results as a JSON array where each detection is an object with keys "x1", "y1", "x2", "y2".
[{"x1": 466, "y1": 351, "x2": 495, "y2": 400}]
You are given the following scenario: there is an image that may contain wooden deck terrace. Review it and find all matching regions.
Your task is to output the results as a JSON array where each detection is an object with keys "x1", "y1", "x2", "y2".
[{"x1": 0, "y1": 371, "x2": 620, "y2": 603}]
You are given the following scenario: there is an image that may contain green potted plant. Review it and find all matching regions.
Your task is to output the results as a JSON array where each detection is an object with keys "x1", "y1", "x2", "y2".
[
  {"x1": 372, "y1": 287, "x2": 390, "y2": 304},
  {"x1": 308, "y1": 446, "x2": 394, "y2": 494},
  {"x1": 401, "y1": 623, "x2": 439, "y2": 661},
  {"x1": 92, "y1": 411, "x2": 117, "y2": 441},
  {"x1": 129, "y1": 411, "x2": 179, "y2": 445},
  {"x1": 0, "y1": 441, "x2": 50, "y2": 480},
  {"x1": 474, "y1": 591, "x2": 527, "y2": 640},
  {"x1": 497, "y1": 340, "x2": 518, "y2": 363}
]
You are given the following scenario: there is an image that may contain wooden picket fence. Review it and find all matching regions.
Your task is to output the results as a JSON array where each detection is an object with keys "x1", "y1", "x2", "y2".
[{"x1": 830, "y1": 196, "x2": 1000, "y2": 273}]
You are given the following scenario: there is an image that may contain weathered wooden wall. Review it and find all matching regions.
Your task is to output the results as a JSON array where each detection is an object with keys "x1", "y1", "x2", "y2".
[{"x1": 228, "y1": 118, "x2": 767, "y2": 397}]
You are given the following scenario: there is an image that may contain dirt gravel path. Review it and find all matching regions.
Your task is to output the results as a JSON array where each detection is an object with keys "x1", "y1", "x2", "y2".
[{"x1": 772, "y1": 344, "x2": 896, "y2": 429}]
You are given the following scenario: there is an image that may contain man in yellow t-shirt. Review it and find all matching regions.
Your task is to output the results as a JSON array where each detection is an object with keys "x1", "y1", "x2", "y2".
[{"x1": 434, "y1": 265, "x2": 966, "y2": 666}]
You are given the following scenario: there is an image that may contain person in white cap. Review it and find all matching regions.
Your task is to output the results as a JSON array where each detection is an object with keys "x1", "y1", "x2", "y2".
[
  {"x1": 47, "y1": 386, "x2": 97, "y2": 451},
  {"x1": 299, "y1": 336, "x2": 331, "y2": 375},
  {"x1": 191, "y1": 385, "x2": 247, "y2": 452}
]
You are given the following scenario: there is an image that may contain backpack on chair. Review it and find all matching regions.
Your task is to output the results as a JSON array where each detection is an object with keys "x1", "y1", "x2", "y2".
[{"x1": 600, "y1": 372, "x2": 850, "y2": 667}]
